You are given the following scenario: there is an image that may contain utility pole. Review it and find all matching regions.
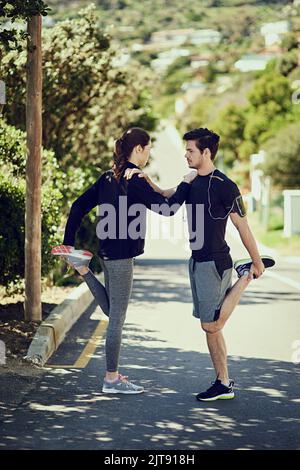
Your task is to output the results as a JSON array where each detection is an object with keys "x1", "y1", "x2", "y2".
[{"x1": 24, "y1": 15, "x2": 42, "y2": 322}]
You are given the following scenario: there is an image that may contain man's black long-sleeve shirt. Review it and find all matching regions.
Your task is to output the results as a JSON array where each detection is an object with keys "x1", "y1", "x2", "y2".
[{"x1": 63, "y1": 162, "x2": 190, "y2": 260}]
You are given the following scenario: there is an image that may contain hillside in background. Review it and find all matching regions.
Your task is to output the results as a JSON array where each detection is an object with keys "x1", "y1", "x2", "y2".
[{"x1": 45, "y1": 0, "x2": 292, "y2": 43}]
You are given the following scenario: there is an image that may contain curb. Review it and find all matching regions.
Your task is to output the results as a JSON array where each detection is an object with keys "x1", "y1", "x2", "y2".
[{"x1": 24, "y1": 276, "x2": 101, "y2": 367}]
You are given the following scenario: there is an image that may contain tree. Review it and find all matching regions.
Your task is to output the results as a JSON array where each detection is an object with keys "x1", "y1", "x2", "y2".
[
  {"x1": 1, "y1": 4, "x2": 159, "y2": 301},
  {"x1": 0, "y1": 1, "x2": 49, "y2": 51},
  {"x1": 177, "y1": 95, "x2": 216, "y2": 136},
  {"x1": 247, "y1": 73, "x2": 292, "y2": 112},
  {"x1": 213, "y1": 104, "x2": 247, "y2": 166},
  {"x1": 244, "y1": 73, "x2": 293, "y2": 145},
  {"x1": 0, "y1": 118, "x2": 65, "y2": 292},
  {"x1": 2, "y1": 6, "x2": 158, "y2": 181},
  {"x1": 277, "y1": 50, "x2": 299, "y2": 77},
  {"x1": 212, "y1": 7, "x2": 256, "y2": 46},
  {"x1": 281, "y1": 32, "x2": 299, "y2": 52},
  {"x1": 262, "y1": 123, "x2": 300, "y2": 188},
  {"x1": 1, "y1": 1, "x2": 50, "y2": 321},
  {"x1": 203, "y1": 62, "x2": 217, "y2": 84}
]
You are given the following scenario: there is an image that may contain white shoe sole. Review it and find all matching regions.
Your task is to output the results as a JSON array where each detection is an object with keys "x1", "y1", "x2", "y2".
[
  {"x1": 52, "y1": 249, "x2": 92, "y2": 260},
  {"x1": 234, "y1": 255, "x2": 275, "y2": 270},
  {"x1": 66, "y1": 258, "x2": 91, "y2": 267},
  {"x1": 102, "y1": 388, "x2": 144, "y2": 395},
  {"x1": 65, "y1": 254, "x2": 92, "y2": 261},
  {"x1": 197, "y1": 392, "x2": 235, "y2": 401}
]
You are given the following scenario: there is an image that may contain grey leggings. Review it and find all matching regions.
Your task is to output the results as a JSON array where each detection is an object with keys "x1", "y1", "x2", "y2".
[{"x1": 83, "y1": 257, "x2": 134, "y2": 372}]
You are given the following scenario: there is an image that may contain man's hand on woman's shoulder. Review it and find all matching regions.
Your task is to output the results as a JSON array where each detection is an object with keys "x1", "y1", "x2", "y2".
[{"x1": 124, "y1": 168, "x2": 148, "y2": 181}]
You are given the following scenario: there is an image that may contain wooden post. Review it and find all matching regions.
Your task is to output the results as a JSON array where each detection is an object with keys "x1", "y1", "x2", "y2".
[{"x1": 24, "y1": 15, "x2": 42, "y2": 322}]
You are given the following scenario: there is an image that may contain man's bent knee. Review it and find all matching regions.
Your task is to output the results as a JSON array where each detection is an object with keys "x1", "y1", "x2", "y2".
[{"x1": 201, "y1": 321, "x2": 223, "y2": 334}]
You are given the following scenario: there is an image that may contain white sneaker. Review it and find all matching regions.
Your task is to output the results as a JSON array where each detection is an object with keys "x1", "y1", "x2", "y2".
[
  {"x1": 51, "y1": 245, "x2": 93, "y2": 267},
  {"x1": 102, "y1": 374, "x2": 144, "y2": 394}
]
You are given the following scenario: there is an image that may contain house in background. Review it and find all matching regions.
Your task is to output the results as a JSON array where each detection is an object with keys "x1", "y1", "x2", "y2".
[
  {"x1": 260, "y1": 20, "x2": 290, "y2": 50},
  {"x1": 190, "y1": 54, "x2": 212, "y2": 69},
  {"x1": 150, "y1": 28, "x2": 221, "y2": 48},
  {"x1": 189, "y1": 29, "x2": 221, "y2": 45},
  {"x1": 150, "y1": 29, "x2": 193, "y2": 48},
  {"x1": 234, "y1": 53, "x2": 278, "y2": 72},
  {"x1": 151, "y1": 48, "x2": 190, "y2": 73}
]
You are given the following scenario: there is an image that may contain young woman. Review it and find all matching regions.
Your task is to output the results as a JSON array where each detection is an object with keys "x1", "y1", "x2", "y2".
[{"x1": 58, "y1": 127, "x2": 196, "y2": 394}]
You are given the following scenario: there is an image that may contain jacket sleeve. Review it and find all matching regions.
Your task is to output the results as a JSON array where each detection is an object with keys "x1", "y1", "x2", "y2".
[
  {"x1": 129, "y1": 176, "x2": 190, "y2": 216},
  {"x1": 63, "y1": 178, "x2": 101, "y2": 246}
]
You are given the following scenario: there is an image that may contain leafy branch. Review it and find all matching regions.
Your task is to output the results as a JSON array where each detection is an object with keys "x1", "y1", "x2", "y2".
[{"x1": 0, "y1": 1, "x2": 51, "y2": 51}]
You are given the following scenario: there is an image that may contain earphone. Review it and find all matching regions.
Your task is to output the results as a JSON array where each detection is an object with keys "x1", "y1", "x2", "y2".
[
  {"x1": 182, "y1": 168, "x2": 246, "y2": 223},
  {"x1": 207, "y1": 169, "x2": 235, "y2": 220}
]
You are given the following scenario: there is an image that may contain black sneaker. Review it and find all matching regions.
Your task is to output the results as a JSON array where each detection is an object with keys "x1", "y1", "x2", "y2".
[
  {"x1": 234, "y1": 255, "x2": 275, "y2": 278},
  {"x1": 196, "y1": 379, "x2": 235, "y2": 401}
]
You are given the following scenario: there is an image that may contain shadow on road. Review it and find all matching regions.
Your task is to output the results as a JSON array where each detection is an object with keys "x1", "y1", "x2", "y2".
[
  {"x1": 0, "y1": 325, "x2": 298, "y2": 450},
  {"x1": 1, "y1": 260, "x2": 298, "y2": 450},
  {"x1": 132, "y1": 262, "x2": 300, "y2": 306}
]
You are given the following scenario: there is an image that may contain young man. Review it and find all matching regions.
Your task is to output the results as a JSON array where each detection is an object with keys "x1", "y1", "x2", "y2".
[
  {"x1": 182, "y1": 128, "x2": 266, "y2": 401},
  {"x1": 125, "y1": 127, "x2": 274, "y2": 401}
]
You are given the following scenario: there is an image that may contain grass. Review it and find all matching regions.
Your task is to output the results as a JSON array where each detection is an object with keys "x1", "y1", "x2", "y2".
[{"x1": 248, "y1": 211, "x2": 300, "y2": 256}]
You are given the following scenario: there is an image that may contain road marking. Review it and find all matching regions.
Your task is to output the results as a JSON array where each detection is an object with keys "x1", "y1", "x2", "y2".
[
  {"x1": 45, "y1": 319, "x2": 108, "y2": 369},
  {"x1": 45, "y1": 364, "x2": 79, "y2": 369},
  {"x1": 73, "y1": 319, "x2": 108, "y2": 368},
  {"x1": 265, "y1": 270, "x2": 300, "y2": 291}
]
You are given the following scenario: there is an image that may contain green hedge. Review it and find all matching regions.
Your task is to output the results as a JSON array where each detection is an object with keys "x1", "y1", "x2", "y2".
[{"x1": 0, "y1": 119, "x2": 64, "y2": 292}]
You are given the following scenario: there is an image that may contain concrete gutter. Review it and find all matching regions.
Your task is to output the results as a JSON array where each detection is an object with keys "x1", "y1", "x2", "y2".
[{"x1": 24, "y1": 277, "x2": 98, "y2": 367}]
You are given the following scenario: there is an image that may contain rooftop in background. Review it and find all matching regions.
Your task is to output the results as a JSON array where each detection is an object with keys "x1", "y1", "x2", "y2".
[
  {"x1": 150, "y1": 28, "x2": 221, "y2": 47},
  {"x1": 151, "y1": 29, "x2": 193, "y2": 41},
  {"x1": 260, "y1": 20, "x2": 290, "y2": 47},
  {"x1": 234, "y1": 53, "x2": 278, "y2": 72},
  {"x1": 190, "y1": 53, "x2": 213, "y2": 69},
  {"x1": 260, "y1": 20, "x2": 290, "y2": 36},
  {"x1": 151, "y1": 48, "x2": 190, "y2": 73}
]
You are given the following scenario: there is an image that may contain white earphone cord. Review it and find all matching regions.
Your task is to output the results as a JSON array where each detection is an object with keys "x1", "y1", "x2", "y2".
[{"x1": 208, "y1": 169, "x2": 235, "y2": 220}]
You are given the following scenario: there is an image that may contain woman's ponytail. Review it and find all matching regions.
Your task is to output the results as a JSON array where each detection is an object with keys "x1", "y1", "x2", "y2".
[
  {"x1": 112, "y1": 128, "x2": 150, "y2": 182},
  {"x1": 113, "y1": 138, "x2": 128, "y2": 182}
]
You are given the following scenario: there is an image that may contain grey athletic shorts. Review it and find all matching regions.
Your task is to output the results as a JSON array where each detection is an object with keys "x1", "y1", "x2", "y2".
[{"x1": 188, "y1": 258, "x2": 233, "y2": 323}]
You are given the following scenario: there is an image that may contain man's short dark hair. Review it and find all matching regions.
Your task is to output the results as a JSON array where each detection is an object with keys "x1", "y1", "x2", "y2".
[{"x1": 183, "y1": 128, "x2": 220, "y2": 161}]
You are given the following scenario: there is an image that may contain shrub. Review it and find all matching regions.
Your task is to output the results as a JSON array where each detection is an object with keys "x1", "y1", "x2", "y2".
[{"x1": 0, "y1": 118, "x2": 64, "y2": 292}]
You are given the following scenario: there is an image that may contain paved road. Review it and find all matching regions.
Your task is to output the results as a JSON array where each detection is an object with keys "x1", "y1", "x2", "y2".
[
  {"x1": 0, "y1": 122, "x2": 299, "y2": 450},
  {"x1": 141, "y1": 120, "x2": 190, "y2": 260}
]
